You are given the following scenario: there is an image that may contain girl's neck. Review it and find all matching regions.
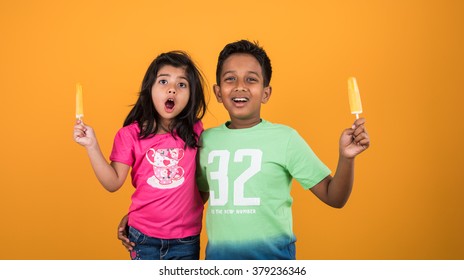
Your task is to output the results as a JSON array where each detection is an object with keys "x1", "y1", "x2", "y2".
[
  {"x1": 157, "y1": 122, "x2": 171, "y2": 134},
  {"x1": 143, "y1": 120, "x2": 172, "y2": 134}
]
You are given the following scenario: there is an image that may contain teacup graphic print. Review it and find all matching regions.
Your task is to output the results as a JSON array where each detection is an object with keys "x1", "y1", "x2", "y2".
[{"x1": 145, "y1": 148, "x2": 185, "y2": 189}]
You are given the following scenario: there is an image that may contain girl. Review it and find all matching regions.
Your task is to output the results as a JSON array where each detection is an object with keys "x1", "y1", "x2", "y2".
[{"x1": 73, "y1": 51, "x2": 207, "y2": 260}]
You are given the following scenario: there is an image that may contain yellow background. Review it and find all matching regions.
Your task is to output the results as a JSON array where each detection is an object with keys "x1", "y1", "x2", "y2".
[{"x1": 1, "y1": 0, "x2": 463, "y2": 259}]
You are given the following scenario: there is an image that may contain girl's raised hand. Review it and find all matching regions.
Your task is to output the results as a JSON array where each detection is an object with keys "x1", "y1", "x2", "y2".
[
  {"x1": 73, "y1": 120, "x2": 97, "y2": 147},
  {"x1": 339, "y1": 118, "x2": 370, "y2": 159}
]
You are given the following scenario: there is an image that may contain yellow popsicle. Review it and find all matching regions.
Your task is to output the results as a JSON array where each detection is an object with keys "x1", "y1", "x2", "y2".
[
  {"x1": 347, "y1": 77, "x2": 362, "y2": 119},
  {"x1": 76, "y1": 83, "x2": 84, "y2": 120}
]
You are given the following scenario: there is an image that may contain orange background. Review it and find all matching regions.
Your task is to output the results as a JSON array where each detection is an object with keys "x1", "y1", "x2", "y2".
[{"x1": 1, "y1": 0, "x2": 463, "y2": 259}]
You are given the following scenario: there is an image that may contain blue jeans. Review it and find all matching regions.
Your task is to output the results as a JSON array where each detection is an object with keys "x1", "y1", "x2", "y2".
[{"x1": 128, "y1": 226, "x2": 200, "y2": 260}]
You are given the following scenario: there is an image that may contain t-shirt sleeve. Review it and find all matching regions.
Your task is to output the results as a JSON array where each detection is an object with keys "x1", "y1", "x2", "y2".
[
  {"x1": 194, "y1": 120, "x2": 204, "y2": 138},
  {"x1": 286, "y1": 129, "x2": 331, "y2": 189},
  {"x1": 109, "y1": 127, "x2": 135, "y2": 166}
]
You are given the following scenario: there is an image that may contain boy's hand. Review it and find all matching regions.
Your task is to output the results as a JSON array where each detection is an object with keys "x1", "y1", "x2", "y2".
[
  {"x1": 73, "y1": 120, "x2": 97, "y2": 147},
  {"x1": 339, "y1": 117, "x2": 370, "y2": 159},
  {"x1": 117, "y1": 214, "x2": 135, "y2": 251}
]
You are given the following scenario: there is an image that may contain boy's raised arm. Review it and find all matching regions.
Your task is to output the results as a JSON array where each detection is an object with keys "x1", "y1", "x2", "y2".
[{"x1": 310, "y1": 118, "x2": 370, "y2": 208}]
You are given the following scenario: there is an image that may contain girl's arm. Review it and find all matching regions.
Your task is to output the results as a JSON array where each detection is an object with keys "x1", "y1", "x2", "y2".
[
  {"x1": 74, "y1": 120, "x2": 129, "y2": 192},
  {"x1": 310, "y1": 118, "x2": 370, "y2": 208}
]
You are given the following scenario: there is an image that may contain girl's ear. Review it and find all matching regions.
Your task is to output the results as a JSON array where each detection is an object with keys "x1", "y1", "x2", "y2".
[
  {"x1": 261, "y1": 86, "x2": 272, "y2": 104},
  {"x1": 213, "y1": 85, "x2": 223, "y2": 103}
]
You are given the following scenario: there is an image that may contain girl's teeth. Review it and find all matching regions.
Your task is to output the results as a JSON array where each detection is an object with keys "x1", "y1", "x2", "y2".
[{"x1": 165, "y1": 99, "x2": 175, "y2": 109}]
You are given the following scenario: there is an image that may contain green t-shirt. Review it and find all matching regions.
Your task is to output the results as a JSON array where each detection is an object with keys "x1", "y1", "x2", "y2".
[{"x1": 197, "y1": 120, "x2": 331, "y2": 259}]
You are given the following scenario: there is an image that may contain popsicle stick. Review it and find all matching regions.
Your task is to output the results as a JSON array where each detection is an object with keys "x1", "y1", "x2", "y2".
[
  {"x1": 76, "y1": 83, "x2": 84, "y2": 120},
  {"x1": 348, "y1": 77, "x2": 362, "y2": 120}
]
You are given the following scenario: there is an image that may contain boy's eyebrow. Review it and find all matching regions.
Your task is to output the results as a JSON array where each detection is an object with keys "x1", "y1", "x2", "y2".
[
  {"x1": 248, "y1": 71, "x2": 260, "y2": 77},
  {"x1": 222, "y1": 70, "x2": 261, "y2": 77},
  {"x1": 222, "y1": 70, "x2": 236, "y2": 76}
]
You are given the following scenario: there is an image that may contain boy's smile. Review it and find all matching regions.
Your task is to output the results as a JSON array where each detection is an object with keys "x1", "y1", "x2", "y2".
[{"x1": 214, "y1": 53, "x2": 271, "y2": 129}]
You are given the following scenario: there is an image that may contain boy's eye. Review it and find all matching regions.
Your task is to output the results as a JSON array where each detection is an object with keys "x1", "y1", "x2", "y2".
[
  {"x1": 247, "y1": 77, "x2": 258, "y2": 82},
  {"x1": 224, "y1": 76, "x2": 236, "y2": 82}
]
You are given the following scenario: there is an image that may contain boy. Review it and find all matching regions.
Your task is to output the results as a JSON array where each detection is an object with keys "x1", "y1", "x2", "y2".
[
  {"x1": 118, "y1": 40, "x2": 370, "y2": 259},
  {"x1": 196, "y1": 40, "x2": 369, "y2": 259}
]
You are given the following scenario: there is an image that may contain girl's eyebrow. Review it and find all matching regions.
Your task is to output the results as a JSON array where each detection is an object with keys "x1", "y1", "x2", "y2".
[{"x1": 156, "y1": 73, "x2": 189, "y2": 81}]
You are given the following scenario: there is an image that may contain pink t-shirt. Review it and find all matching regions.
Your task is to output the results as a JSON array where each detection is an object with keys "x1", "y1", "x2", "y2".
[{"x1": 110, "y1": 121, "x2": 204, "y2": 239}]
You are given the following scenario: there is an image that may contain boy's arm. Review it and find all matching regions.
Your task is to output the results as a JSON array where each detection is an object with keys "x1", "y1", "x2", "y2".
[
  {"x1": 310, "y1": 118, "x2": 370, "y2": 208},
  {"x1": 74, "y1": 121, "x2": 129, "y2": 192},
  {"x1": 195, "y1": 143, "x2": 210, "y2": 204},
  {"x1": 310, "y1": 158, "x2": 354, "y2": 208},
  {"x1": 200, "y1": 191, "x2": 209, "y2": 204},
  {"x1": 117, "y1": 214, "x2": 135, "y2": 251}
]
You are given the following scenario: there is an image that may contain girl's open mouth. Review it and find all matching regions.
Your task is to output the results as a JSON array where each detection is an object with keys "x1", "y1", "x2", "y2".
[{"x1": 165, "y1": 98, "x2": 175, "y2": 110}]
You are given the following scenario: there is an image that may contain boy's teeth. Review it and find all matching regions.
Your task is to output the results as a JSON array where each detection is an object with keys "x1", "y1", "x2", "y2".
[{"x1": 233, "y1": 98, "x2": 248, "y2": 102}]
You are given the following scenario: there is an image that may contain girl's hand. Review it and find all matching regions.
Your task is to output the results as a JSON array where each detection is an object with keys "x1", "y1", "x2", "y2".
[
  {"x1": 339, "y1": 118, "x2": 370, "y2": 159},
  {"x1": 73, "y1": 120, "x2": 97, "y2": 147}
]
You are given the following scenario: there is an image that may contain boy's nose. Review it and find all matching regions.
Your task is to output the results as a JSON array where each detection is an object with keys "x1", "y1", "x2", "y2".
[
  {"x1": 234, "y1": 86, "x2": 247, "y2": 92},
  {"x1": 234, "y1": 79, "x2": 248, "y2": 92}
]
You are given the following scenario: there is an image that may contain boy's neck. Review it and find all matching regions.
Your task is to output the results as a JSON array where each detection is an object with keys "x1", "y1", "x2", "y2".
[{"x1": 227, "y1": 118, "x2": 262, "y2": 129}]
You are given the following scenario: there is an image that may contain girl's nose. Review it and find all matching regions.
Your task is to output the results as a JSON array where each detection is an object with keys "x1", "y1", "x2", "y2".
[{"x1": 168, "y1": 88, "x2": 176, "y2": 94}]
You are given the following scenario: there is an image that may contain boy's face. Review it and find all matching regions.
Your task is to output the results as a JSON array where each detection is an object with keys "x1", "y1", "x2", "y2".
[{"x1": 213, "y1": 53, "x2": 271, "y2": 128}]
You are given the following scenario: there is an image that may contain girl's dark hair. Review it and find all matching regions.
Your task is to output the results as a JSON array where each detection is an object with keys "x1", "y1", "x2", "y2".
[
  {"x1": 124, "y1": 51, "x2": 206, "y2": 148},
  {"x1": 216, "y1": 40, "x2": 272, "y2": 87}
]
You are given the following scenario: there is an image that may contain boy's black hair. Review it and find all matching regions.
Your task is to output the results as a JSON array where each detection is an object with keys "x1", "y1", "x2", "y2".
[
  {"x1": 216, "y1": 40, "x2": 272, "y2": 87},
  {"x1": 124, "y1": 51, "x2": 206, "y2": 148}
]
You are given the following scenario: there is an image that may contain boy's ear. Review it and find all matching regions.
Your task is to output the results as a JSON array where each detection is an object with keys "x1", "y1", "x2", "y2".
[
  {"x1": 261, "y1": 86, "x2": 272, "y2": 104},
  {"x1": 213, "y1": 84, "x2": 223, "y2": 103}
]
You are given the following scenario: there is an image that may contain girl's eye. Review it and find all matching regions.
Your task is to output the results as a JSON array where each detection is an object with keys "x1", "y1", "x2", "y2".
[
  {"x1": 159, "y1": 79, "x2": 168, "y2": 85},
  {"x1": 179, "y1": 83, "x2": 188, "y2": 88}
]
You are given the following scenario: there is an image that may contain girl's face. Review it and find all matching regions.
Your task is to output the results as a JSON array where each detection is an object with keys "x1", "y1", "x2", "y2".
[{"x1": 151, "y1": 65, "x2": 190, "y2": 129}]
